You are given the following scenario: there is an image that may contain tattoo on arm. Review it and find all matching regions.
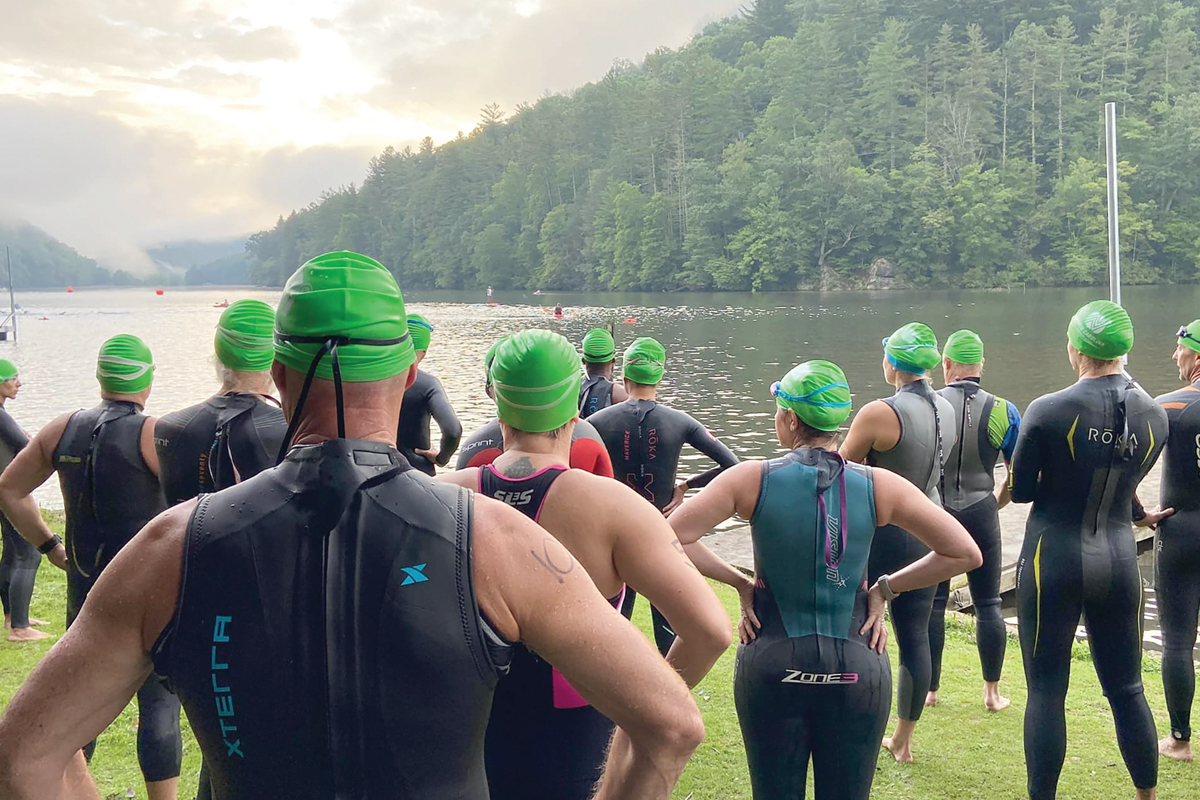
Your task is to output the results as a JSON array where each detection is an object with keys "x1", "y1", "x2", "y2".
[
  {"x1": 531, "y1": 537, "x2": 576, "y2": 583},
  {"x1": 504, "y1": 457, "x2": 536, "y2": 478}
]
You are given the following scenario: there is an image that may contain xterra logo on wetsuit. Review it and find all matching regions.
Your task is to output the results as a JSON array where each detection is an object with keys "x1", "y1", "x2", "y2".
[
  {"x1": 210, "y1": 615, "x2": 244, "y2": 760},
  {"x1": 781, "y1": 671, "x2": 859, "y2": 685}
]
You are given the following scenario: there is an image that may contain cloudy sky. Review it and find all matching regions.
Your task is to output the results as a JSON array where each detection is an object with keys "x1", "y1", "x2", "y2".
[{"x1": 0, "y1": 0, "x2": 740, "y2": 268}]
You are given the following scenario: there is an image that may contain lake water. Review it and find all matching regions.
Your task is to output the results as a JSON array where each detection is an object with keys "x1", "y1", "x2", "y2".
[{"x1": 7, "y1": 283, "x2": 1196, "y2": 513}]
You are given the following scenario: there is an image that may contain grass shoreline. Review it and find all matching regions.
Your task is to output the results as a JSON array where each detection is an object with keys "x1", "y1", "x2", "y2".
[{"x1": 2, "y1": 514, "x2": 1198, "y2": 799}]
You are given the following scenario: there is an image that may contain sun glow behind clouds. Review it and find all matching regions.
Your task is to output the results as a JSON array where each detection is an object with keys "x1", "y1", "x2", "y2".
[{"x1": 514, "y1": 1, "x2": 543, "y2": 16}]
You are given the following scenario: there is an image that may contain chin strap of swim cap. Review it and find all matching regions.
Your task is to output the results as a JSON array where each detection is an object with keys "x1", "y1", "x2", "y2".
[{"x1": 272, "y1": 330, "x2": 411, "y2": 464}]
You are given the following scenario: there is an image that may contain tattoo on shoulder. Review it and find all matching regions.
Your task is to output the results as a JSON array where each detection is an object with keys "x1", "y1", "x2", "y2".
[
  {"x1": 504, "y1": 457, "x2": 536, "y2": 478},
  {"x1": 531, "y1": 537, "x2": 576, "y2": 583}
]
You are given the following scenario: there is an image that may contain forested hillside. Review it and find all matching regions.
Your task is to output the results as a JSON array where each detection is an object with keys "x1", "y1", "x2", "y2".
[
  {"x1": 0, "y1": 222, "x2": 140, "y2": 288},
  {"x1": 246, "y1": 0, "x2": 1200, "y2": 291}
]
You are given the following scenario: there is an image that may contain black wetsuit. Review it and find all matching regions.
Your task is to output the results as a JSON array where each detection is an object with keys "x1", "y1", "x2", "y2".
[
  {"x1": 54, "y1": 400, "x2": 179, "y2": 784},
  {"x1": 1012, "y1": 375, "x2": 1167, "y2": 799},
  {"x1": 737, "y1": 449, "x2": 888, "y2": 800},
  {"x1": 578, "y1": 374, "x2": 615, "y2": 419},
  {"x1": 154, "y1": 391, "x2": 287, "y2": 799},
  {"x1": 588, "y1": 398, "x2": 739, "y2": 654},
  {"x1": 479, "y1": 465, "x2": 627, "y2": 800},
  {"x1": 396, "y1": 369, "x2": 462, "y2": 475},
  {"x1": 864, "y1": 379, "x2": 955, "y2": 723},
  {"x1": 1155, "y1": 380, "x2": 1200, "y2": 743},
  {"x1": 155, "y1": 393, "x2": 286, "y2": 507},
  {"x1": 0, "y1": 406, "x2": 34, "y2": 629},
  {"x1": 151, "y1": 440, "x2": 509, "y2": 799},
  {"x1": 929, "y1": 379, "x2": 1020, "y2": 692}
]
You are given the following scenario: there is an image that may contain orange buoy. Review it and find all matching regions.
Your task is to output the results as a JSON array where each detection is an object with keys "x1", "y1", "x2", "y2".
[
  {"x1": 155, "y1": 289, "x2": 164, "y2": 296},
  {"x1": 623, "y1": 317, "x2": 637, "y2": 324},
  {"x1": 66, "y1": 286, "x2": 74, "y2": 293}
]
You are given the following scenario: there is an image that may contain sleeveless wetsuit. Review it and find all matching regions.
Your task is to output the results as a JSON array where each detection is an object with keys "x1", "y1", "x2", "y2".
[
  {"x1": 1155, "y1": 380, "x2": 1200, "y2": 743},
  {"x1": 456, "y1": 417, "x2": 614, "y2": 478},
  {"x1": 155, "y1": 393, "x2": 286, "y2": 507},
  {"x1": 578, "y1": 375, "x2": 615, "y2": 419},
  {"x1": 154, "y1": 391, "x2": 287, "y2": 800},
  {"x1": 54, "y1": 400, "x2": 180, "y2": 783},
  {"x1": 588, "y1": 398, "x2": 740, "y2": 654},
  {"x1": 864, "y1": 380, "x2": 955, "y2": 723},
  {"x1": 1012, "y1": 375, "x2": 1167, "y2": 799},
  {"x1": 478, "y1": 465, "x2": 627, "y2": 800},
  {"x1": 0, "y1": 406, "x2": 34, "y2": 629},
  {"x1": 929, "y1": 379, "x2": 1020, "y2": 692},
  {"x1": 737, "y1": 448, "x2": 888, "y2": 800},
  {"x1": 396, "y1": 369, "x2": 462, "y2": 476},
  {"x1": 151, "y1": 440, "x2": 509, "y2": 799}
]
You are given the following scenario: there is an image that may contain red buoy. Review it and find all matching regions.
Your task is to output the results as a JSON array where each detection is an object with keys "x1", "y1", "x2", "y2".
[
  {"x1": 66, "y1": 286, "x2": 74, "y2": 293},
  {"x1": 623, "y1": 317, "x2": 637, "y2": 324},
  {"x1": 155, "y1": 289, "x2": 164, "y2": 296}
]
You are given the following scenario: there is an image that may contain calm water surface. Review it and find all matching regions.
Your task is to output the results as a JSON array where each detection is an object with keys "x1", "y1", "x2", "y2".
[{"x1": 7, "y1": 284, "x2": 1195, "y2": 509}]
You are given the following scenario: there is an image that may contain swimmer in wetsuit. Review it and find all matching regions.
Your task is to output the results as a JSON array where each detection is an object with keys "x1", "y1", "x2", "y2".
[
  {"x1": 440, "y1": 329, "x2": 729, "y2": 800},
  {"x1": 840, "y1": 322, "x2": 956, "y2": 763},
  {"x1": 928, "y1": 330, "x2": 1021, "y2": 711},
  {"x1": 668, "y1": 359, "x2": 980, "y2": 800},
  {"x1": 154, "y1": 300, "x2": 286, "y2": 800},
  {"x1": 578, "y1": 328, "x2": 628, "y2": 419},
  {"x1": 0, "y1": 360, "x2": 50, "y2": 643},
  {"x1": 1152, "y1": 319, "x2": 1200, "y2": 762},
  {"x1": 588, "y1": 336, "x2": 740, "y2": 654},
  {"x1": 395, "y1": 313, "x2": 462, "y2": 475},
  {"x1": 156, "y1": 300, "x2": 286, "y2": 505},
  {"x1": 0, "y1": 252, "x2": 706, "y2": 800},
  {"x1": 457, "y1": 336, "x2": 614, "y2": 476},
  {"x1": 0, "y1": 335, "x2": 181, "y2": 800},
  {"x1": 1011, "y1": 300, "x2": 1170, "y2": 800}
]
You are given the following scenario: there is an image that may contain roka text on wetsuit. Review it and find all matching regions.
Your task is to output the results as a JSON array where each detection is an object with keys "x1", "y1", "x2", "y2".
[
  {"x1": 56, "y1": 397, "x2": 180, "y2": 784},
  {"x1": 1155, "y1": 378, "x2": 1200, "y2": 745},
  {"x1": 1012, "y1": 301, "x2": 1167, "y2": 799},
  {"x1": 479, "y1": 464, "x2": 627, "y2": 800},
  {"x1": 0, "y1": 398, "x2": 34, "y2": 631},
  {"x1": 578, "y1": 374, "x2": 615, "y2": 419},
  {"x1": 866, "y1": 378, "x2": 954, "y2": 724},
  {"x1": 396, "y1": 368, "x2": 462, "y2": 475},
  {"x1": 155, "y1": 393, "x2": 286, "y2": 506},
  {"x1": 930, "y1": 340, "x2": 1020, "y2": 694},
  {"x1": 737, "y1": 448, "x2": 889, "y2": 800},
  {"x1": 456, "y1": 416, "x2": 614, "y2": 477},
  {"x1": 589, "y1": 395, "x2": 739, "y2": 653}
]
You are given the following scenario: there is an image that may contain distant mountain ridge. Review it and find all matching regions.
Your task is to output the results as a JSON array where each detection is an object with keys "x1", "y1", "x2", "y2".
[{"x1": 147, "y1": 236, "x2": 252, "y2": 286}]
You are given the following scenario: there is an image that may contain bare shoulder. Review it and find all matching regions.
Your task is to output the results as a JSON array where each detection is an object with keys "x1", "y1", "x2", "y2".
[{"x1": 437, "y1": 467, "x2": 478, "y2": 489}]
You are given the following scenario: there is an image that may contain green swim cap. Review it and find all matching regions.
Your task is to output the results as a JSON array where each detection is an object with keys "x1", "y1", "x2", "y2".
[
  {"x1": 582, "y1": 328, "x2": 616, "y2": 363},
  {"x1": 1068, "y1": 300, "x2": 1134, "y2": 360},
  {"x1": 484, "y1": 335, "x2": 511, "y2": 389},
  {"x1": 623, "y1": 337, "x2": 666, "y2": 385},
  {"x1": 943, "y1": 329, "x2": 984, "y2": 365},
  {"x1": 214, "y1": 299, "x2": 275, "y2": 372},
  {"x1": 772, "y1": 360, "x2": 853, "y2": 432},
  {"x1": 0, "y1": 360, "x2": 17, "y2": 382},
  {"x1": 273, "y1": 251, "x2": 416, "y2": 382},
  {"x1": 883, "y1": 323, "x2": 941, "y2": 374},
  {"x1": 490, "y1": 329, "x2": 581, "y2": 433},
  {"x1": 407, "y1": 314, "x2": 433, "y2": 352},
  {"x1": 96, "y1": 334, "x2": 154, "y2": 394},
  {"x1": 1178, "y1": 320, "x2": 1200, "y2": 355}
]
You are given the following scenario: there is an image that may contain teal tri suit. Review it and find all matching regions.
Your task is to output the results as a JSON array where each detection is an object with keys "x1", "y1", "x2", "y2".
[{"x1": 736, "y1": 448, "x2": 889, "y2": 800}]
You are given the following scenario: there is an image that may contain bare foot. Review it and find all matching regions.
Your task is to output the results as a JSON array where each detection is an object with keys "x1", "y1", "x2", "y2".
[
  {"x1": 1159, "y1": 736, "x2": 1192, "y2": 762},
  {"x1": 29, "y1": 618, "x2": 50, "y2": 627},
  {"x1": 882, "y1": 737, "x2": 913, "y2": 763},
  {"x1": 7, "y1": 626, "x2": 52, "y2": 642},
  {"x1": 925, "y1": 691, "x2": 938, "y2": 707},
  {"x1": 985, "y1": 694, "x2": 1011, "y2": 712}
]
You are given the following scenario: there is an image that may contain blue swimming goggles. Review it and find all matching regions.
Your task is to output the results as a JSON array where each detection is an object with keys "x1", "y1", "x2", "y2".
[{"x1": 770, "y1": 381, "x2": 853, "y2": 408}]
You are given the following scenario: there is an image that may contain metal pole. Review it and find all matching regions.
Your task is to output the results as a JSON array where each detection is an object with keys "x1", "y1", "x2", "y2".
[
  {"x1": 6, "y1": 247, "x2": 15, "y2": 343},
  {"x1": 1105, "y1": 102, "x2": 1122, "y2": 306}
]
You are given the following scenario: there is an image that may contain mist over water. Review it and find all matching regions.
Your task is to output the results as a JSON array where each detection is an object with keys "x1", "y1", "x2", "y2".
[{"x1": 7, "y1": 283, "x2": 1195, "y2": 511}]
